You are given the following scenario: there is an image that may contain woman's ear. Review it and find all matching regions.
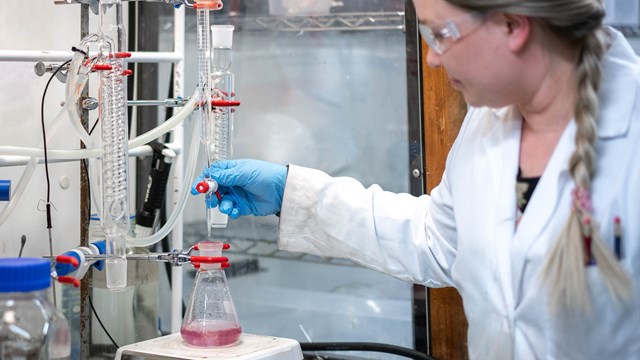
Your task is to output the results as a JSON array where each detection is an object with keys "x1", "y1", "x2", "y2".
[{"x1": 493, "y1": 13, "x2": 531, "y2": 53}]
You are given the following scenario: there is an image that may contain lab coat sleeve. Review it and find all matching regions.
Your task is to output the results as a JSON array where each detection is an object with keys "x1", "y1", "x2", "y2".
[{"x1": 277, "y1": 163, "x2": 458, "y2": 287}]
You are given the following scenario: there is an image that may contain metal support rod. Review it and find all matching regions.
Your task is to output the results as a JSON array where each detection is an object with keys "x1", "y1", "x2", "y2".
[
  {"x1": 170, "y1": 4, "x2": 186, "y2": 334},
  {"x1": 0, "y1": 142, "x2": 182, "y2": 167},
  {"x1": 0, "y1": 50, "x2": 182, "y2": 63},
  {"x1": 128, "y1": 98, "x2": 189, "y2": 107},
  {"x1": 79, "y1": 4, "x2": 92, "y2": 359}
]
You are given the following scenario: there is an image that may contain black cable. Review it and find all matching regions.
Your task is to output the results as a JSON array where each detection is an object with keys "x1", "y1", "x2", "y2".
[
  {"x1": 81, "y1": 159, "x2": 120, "y2": 350},
  {"x1": 163, "y1": 62, "x2": 175, "y2": 144},
  {"x1": 40, "y1": 58, "x2": 72, "y2": 229},
  {"x1": 299, "y1": 342, "x2": 436, "y2": 360},
  {"x1": 41, "y1": 56, "x2": 121, "y2": 350},
  {"x1": 88, "y1": 295, "x2": 120, "y2": 348},
  {"x1": 41, "y1": 48, "x2": 118, "y2": 351},
  {"x1": 88, "y1": 117, "x2": 100, "y2": 136}
]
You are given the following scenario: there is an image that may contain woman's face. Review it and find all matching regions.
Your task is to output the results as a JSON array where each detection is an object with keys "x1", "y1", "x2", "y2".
[{"x1": 413, "y1": 0, "x2": 523, "y2": 107}]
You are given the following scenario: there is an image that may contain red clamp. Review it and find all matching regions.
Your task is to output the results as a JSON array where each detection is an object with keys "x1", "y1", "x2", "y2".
[
  {"x1": 191, "y1": 242, "x2": 231, "y2": 268},
  {"x1": 114, "y1": 52, "x2": 132, "y2": 59},
  {"x1": 57, "y1": 276, "x2": 80, "y2": 288},
  {"x1": 92, "y1": 64, "x2": 113, "y2": 71},
  {"x1": 193, "y1": 0, "x2": 223, "y2": 10},
  {"x1": 56, "y1": 255, "x2": 79, "y2": 268},
  {"x1": 211, "y1": 100, "x2": 241, "y2": 107}
]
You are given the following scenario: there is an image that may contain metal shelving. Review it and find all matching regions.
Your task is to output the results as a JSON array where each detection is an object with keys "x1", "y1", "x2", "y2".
[
  {"x1": 180, "y1": 12, "x2": 406, "y2": 33},
  {"x1": 613, "y1": 25, "x2": 640, "y2": 38},
  {"x1": 236, "y1": 12, "x2": 406, "y2": 32}
]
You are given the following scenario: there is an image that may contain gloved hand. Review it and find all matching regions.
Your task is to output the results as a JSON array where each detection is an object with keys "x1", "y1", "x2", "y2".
[{"x1": 192, "y1": 159, "x2": 287, "y2": 218}]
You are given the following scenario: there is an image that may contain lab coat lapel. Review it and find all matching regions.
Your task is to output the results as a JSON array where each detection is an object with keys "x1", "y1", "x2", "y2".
[
  {"x1": 482, "y1": 107, "x2": 521, "y2": 311},
  {"x1": 510, "y1": 121, "x2": 576, "y2": 305}
]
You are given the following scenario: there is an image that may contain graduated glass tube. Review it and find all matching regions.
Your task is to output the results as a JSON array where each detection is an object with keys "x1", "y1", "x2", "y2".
[
  {"x1": 195, "y1": 0, "x2": 227, "y2": 234},
  {"x1": 207, "y1": 24, "x2": 235, "y2": 229},
  {"x1": 99, "y1": 0, "x2": 130, "y2": 290},
  {"x1": 211, "y1": 25, "x2": 235, "y2": 163}
]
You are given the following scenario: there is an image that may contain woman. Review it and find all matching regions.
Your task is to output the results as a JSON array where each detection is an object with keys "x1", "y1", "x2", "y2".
[{"x1": 194, "y1": 0, "x2": 640, "y2": 357}]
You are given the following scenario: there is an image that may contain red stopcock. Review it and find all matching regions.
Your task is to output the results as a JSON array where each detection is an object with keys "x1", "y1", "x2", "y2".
[{"x1": 195, "y1": 179, "x2": 222, "y2": 200}]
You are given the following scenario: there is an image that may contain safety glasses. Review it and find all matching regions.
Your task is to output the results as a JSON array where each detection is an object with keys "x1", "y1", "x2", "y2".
[{"x1": 418, "y1": 13, "x2": 486, "y2": 55}]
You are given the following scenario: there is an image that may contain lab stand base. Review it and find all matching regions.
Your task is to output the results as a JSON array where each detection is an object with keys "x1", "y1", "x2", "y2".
[{"x1": 115, "y1": 333, "x2": 303, "y2": 360}]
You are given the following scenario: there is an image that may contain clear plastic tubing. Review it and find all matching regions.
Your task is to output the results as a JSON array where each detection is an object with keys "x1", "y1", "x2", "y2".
[
  {"x1": 0, "y1": 91, "x2": 197, "y2": 160},
  {"x1": 0, "y1": 105, "x2": 69, "y2": 226},
  {"x1": 99, "y1": 0, "x2": 129, "y2": 291},
  {"x1": 0, "y1": 93, "x2": 197, "y2": 243},
  {"x1": 125, "y1": 114, "x2": 202, "y2": 248}
]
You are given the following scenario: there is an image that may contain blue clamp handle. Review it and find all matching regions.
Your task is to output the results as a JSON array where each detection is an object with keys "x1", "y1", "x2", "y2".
[
  {"x1": 0, "y1": 180, "x2": 10, "y2": 201},
  {"x1": 92, "y1": 240, "x2": 106, "y2": 271},
  {"x1": 55, "y1": 251, "x2": 81, "y2": 276},
  {"x1": 54, "y1": 240, "x2": 108, "y2": 276}
]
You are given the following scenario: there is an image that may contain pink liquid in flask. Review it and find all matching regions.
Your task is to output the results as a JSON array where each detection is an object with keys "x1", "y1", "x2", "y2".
[{"x1": 181, "y1": 320, "x2": 242, "y2": 347}]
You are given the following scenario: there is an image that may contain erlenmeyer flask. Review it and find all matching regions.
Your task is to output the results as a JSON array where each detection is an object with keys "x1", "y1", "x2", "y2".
[{"x1": 181, "y1": 241, "x2": 242, "y2": 347}]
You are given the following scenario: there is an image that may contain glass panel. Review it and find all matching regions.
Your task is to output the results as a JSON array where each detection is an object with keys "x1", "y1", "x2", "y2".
[{"x1": 178, "y1": 1, "x2": 414, "y2": 354}]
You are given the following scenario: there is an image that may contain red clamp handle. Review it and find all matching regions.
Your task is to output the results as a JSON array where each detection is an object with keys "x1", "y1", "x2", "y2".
[
  {"x1": 211, "y1": 100, "x2": 241, "y2": 107},
  {"x1": 58, "y1": 276, "x2": 80, "y2": 288},
  {"x1": 56, "y1": 255, "x2": 79, "y2": 267},
  {"x1": 190, "y1": 256, "x2": 228, "y2": 264},
  {"x1": 92, "y1": 64, "x2": 113, "y2": 71},
  {"x1": 193, "y1": 0, "x2": 223, "y2": 10}
]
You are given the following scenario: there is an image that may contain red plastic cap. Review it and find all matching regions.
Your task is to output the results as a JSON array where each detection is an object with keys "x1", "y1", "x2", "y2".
[{"x1": 195, "y1": 181, "x2": 210, "y2": 194}]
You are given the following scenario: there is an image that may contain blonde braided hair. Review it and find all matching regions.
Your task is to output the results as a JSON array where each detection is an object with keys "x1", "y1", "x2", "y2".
[
  {"x1": 542, "y1": 26, "x2": 631, "y2": 311},
  {"x1": 445, "y1": 0, "x2": 631, "y2": 311}
]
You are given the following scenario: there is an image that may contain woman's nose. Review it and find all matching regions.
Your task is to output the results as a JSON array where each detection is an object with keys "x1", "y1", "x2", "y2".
[{"x1": 425, "y1": 47, "x2": 442, "y2": 69}]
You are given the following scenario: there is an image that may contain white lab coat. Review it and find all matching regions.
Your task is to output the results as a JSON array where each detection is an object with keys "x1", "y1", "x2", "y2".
[{"x1": 277, "y1": 28, "x2": 640, "y2": 359}]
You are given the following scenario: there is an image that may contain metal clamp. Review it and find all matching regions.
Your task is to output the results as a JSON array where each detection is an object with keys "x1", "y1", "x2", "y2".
[
  {"x1": 34, "y1": 61, "x2": 69, "y2": 83},
  {"x1": 146, "y1": 247, "x2": 196, "y2": 267},
  {"x1": 54, "y1": 0, "x2": 189, "y2": 11}
]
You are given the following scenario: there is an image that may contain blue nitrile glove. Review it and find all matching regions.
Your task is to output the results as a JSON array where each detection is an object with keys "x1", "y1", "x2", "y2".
[{"x1": 191, "y1": 159, "x2": 287, "y2": 218}]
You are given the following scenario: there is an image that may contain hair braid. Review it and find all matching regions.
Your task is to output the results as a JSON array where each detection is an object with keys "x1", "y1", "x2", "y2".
[
  {"x1": 444, "y1": 0, "x2": 631, "y2": 311},
  {"x1": 540, "y1": 28, "x2": 631, "y2": 312}
]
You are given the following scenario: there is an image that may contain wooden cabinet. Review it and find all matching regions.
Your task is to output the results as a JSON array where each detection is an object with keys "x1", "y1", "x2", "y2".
[{"x1": 421, "y1": 42, "x2": 470, "y2": 360}]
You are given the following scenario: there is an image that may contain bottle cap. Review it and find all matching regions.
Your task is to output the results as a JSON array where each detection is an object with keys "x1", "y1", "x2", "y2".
[
  {"x1": 0, "y1": 258, "x2": 51, "y2": 292},
  {"x1": 211, "y1": 25, "x2": 234, "y2": 49},
  {"x1": 0, "y1": 180, "x2": 10, "y2": 201}
]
